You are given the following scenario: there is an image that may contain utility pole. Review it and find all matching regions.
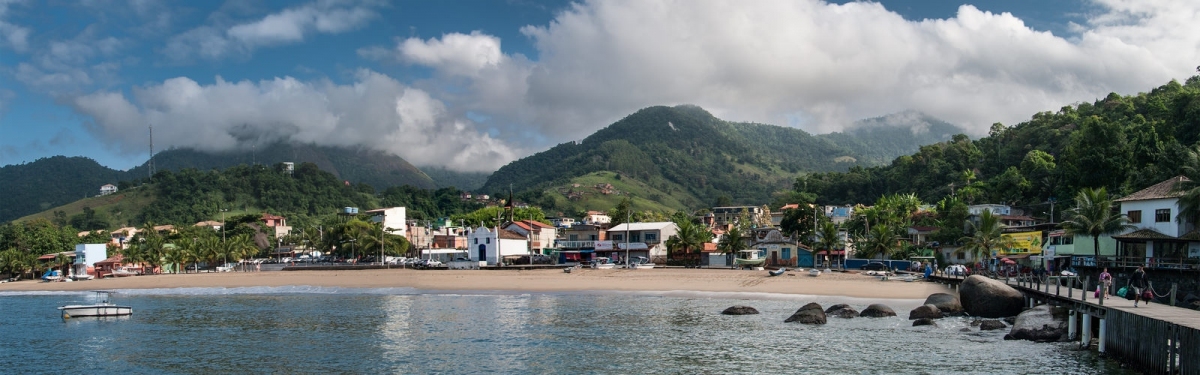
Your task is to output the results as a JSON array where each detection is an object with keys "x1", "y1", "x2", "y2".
[
  {"x1": 1048, "y1": 198, "x2": 1056, "y2": 224},
  {"x1": 221, "y1": 208, "x2": 228, "y2": 243}
]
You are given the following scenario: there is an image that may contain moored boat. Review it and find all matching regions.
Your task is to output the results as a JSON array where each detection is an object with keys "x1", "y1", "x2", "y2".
[
  {"x1": 629, "y1": 256, "x2": 656, "y2": 269},
  {"x1": 58, "y1": 291, "x2": 133, "y2": 319},
  {"x1": 733, "y1": 250, "x2": 766, "y2": 268},
  {"x1": 591, "y1": 257, "x2": 616, "y2": 269},
  {"x1": 110, "y1": 267, "x2": 137, "y2": 277}
]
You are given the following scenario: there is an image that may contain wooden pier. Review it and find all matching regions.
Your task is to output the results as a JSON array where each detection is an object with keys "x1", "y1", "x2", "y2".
[{"x1": 929, "y1": 273, "x2": 1200, "y2": 374}]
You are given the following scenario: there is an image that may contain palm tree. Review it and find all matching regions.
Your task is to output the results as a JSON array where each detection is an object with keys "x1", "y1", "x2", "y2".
[
  {"x1": 815, "y1": 221, "x2": 845, "y2": 268},
  {"x1": 54, "y1": 252, "x2": 73, "y2": 276},
  {"x1": 666, "y1": 221, "x2": 712, "y2": 264},
  {"x1": 1060, "y1": 188, "x2": 1135, "y2": 257},
  {"x1": 1174, "y1": 146, "x2": 1200, "y2": 228},
  {"x1": 858, "y1": 224, "x2": 901, "y2": 260},
  {"x1": 717, "y1": 225, "x2": 747, "y2": 265},
  {"x1": 959, "y1": 209, "x2": 1014, "y2": 263}
]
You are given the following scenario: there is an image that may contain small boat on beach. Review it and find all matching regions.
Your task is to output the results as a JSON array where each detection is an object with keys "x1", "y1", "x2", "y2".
[
  {"x1": 41, "y1": 270, "x2": 64, "y2": 282},
  {"x1": 768, "y1": 268, "x2": 786, "y2": 277},
  {"x1": 734, "y1": 250, "x2": 766, "y2": 268},
  {"x1": 591, "y1": 257, "x2": 616, "y2": 269},
  {"x1": 110, "y1": 267, "x2": 137, "y2": 277},
  {"x1": 58, "y1": 291, "x2": 133, "y2": 319},
  {"x1": 629, "y1": 256, "x2": 656, "y2": 269},
  {"x1": 808, "y1": 269, "x2": 821, "y2": 277}
]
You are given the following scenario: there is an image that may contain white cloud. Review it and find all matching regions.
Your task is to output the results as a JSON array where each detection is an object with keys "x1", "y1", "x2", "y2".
[
  {"x1": 0, "y1": 0, "x2": 30, "y2": 52},
  {"x1": 391, "y1": 0, "x2": 1200, "y2": 143},
  {"x1": 166, "y1": 0, "x2": 380, "y2": 61},
  {"x1": 71, "y1": 71, "x2": 518, "y2": 172}
]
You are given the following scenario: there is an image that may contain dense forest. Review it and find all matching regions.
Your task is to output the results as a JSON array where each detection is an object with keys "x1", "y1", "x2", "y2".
[
  {"x1": 482, "y1": 105, "x2": 964, "y2": 211},
  {"x1": 798, "y1": 76, "x2": 1200, "y2": 222},
  {"x1": 0, "y1": 156, "x2": 127, "y2": 222}
]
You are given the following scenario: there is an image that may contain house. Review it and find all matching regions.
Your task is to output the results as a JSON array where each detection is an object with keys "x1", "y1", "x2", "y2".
[
  {"x1": 557, "y1": 224, "x2": 607, "y2": 251},
  {"x1": 583, "y1": 211, "x2": 611, "y2": 225},
  {"x1": 550, "y1": 217, "x2": 576, "y2": 228},
  {"x1": 406, "y1": 221, "x2": 433, "y2": 250},
  {"x1": 363, "y1": 207, "x2": 407, "y2": 237},
  {"x1": 93, "y1": 254, "x2": 140, "y2": 278},
  {"x1": 432, "y1": 226, "x2": 469, "y2": 249},
  {"x1": 467, "y1": 226, "x2": 529, "y2": 266},
  {"x1": 99, "y1": 184, "x2": 118, "y2": 196},
  {"x1": 711, "y1": 206, "x2": 767, "y2": 227},
  {"x1": 194, "y1": 220, "x2": 223, "y2": 231},
  {"x1": 504, "y1": 220, "x2": 557, "y2": 254},
  {"x1": 262, "y1": 213, "x2": 293, "y2": 238},
  {"x1": 601, "y1": 222, "x2": 678, "y2": 263},
  {"x1": 110, "y1": 227, "x2": 138, "y2": 249},
  {"x1": 751, "y1": 228, "x2": 804, "y2": 267},
  {"x1": 1110, "y1": 176, "x2": 1200, "y2": 267}
]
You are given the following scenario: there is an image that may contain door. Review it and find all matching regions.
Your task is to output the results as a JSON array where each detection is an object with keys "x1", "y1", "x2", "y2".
[
  {"x1": 478, "y1": 244, "x2": 487, "y2": 262},
  {"x1": 798, "y1": 251, "x2": 815, "y2": 268},
  {"x1": 782, "y1": 248, "x2": 791, "y2": 265}
]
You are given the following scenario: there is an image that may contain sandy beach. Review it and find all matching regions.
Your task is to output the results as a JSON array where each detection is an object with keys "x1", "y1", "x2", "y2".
[{"x1": 0, "y1": 268, "x2": 952, "y2": 299}]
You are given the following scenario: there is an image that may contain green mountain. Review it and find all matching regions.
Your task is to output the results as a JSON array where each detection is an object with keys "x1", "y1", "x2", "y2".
[
  {"x1": 483, "y1": 105, "x2": 958, "y2": 211},
  {"x1": 0, "y1": 156, "x2": 128, "y2": 223},
  {"x1": 129, "y1": 143, "x2": 436, "y2": 190},
  {"x1": 822, "y1": 110, "x2": 965, "y2": 165}
]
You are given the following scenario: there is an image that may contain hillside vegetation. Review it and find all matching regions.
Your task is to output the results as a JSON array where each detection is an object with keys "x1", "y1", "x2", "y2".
[{"x1": 798, "y1": 76, "x2": 1200, "y2": 221}]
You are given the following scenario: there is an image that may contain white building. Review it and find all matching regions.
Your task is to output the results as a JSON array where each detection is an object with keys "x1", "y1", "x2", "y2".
[
  {"x1": 583, "y1": 211, "x2": 611, "y2": 225},
  {"x1": 74, "y1": 243, "x2": 107, "y2": 277},
  {"x1": 1113, "y1": 176, "x2": 1200, "y2": 260},
  {"x1": 550, "y1": 217, "x2": 576, "y2": 228},
  {"x1": 364, "y1": 207, "x2": 407, "y2": 237},
  {"x1": 467, "y1": 226, "x2": 529, "y2": 266},
  {"x1": 602, "y1": 222, "x2": 679, "y2": 263},
  {"x1": 504, "y1": 220, "x2": 558, "y2": 254},
  {"x1": 99, "y1": 184, "x2": 118, "y2": 196}
]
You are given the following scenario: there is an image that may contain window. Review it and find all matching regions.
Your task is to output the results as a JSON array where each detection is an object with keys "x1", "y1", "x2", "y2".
[
  {"x1": 644, "y1": 233, "x2": 657, "y2": 242},
  {"x1": 1127, "y1": 210, "x2": 1142, "y2": 223},
  {"x1": 569, "y1": 234, "x2": 578, "y2": 241},
  {"x1": 589, "y1": 234, "x2": 597, "y2": 241},
  {"x1": 486, "y1": 238, "x2": 491, "y2": 244},
  {"x1": 1156, "y1": 209, "x2": 1171, "y2": 223},
  {"x1": 956, "y1": 252, "x2": 965, "y2": 260},
  {"x1": 474, "y1": 238, "x2": 479, "y2": 245},
  {"x1": 613, "y1": 234, "x2": 624, "y2": 241}
]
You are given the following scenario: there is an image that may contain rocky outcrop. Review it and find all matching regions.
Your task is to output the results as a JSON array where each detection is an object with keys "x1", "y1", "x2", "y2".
[
  {"x1": 923, "y1": 293, "x2": 964, "y2": 315},
  {"x1": 785, "y1": 302, "x2": 827, "y2": 324},
  {"x1": 959, "y1": 275, "x2": 1025, "y2": 318},
  {"x1": 979, "y1": 320, "x2": 1006, "y2": 331},
  {"x1": 1004, "y1": 305, "x2": 1070, "y2": 342},
  {"x1": 721, "y1": 306, "x2": 759, "y2": 315},
  {"x1": 908, "y1": 304, "x2": 944, "y2": 320},
  {"x1": 824, "y1": 304, "x2": 858, "y2": 319},
  {"x1": 859, "y1": 304, "x2": 897, "y2": 318},
  {"x1": 913, "y1": 318, "x2": 938, "y2": 327}
]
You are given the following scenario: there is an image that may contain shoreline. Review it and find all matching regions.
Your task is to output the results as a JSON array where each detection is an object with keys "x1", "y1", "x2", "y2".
[{"x1": 0, "y1": 268, "x2": 952, "y2": 300}]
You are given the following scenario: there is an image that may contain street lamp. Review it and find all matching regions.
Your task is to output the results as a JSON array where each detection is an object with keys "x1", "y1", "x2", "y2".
[{"x1": 220, "y1": 208, "x2": 229, "y2": 243}]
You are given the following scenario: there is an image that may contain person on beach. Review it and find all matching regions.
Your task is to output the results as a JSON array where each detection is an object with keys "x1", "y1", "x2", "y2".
[
  {"x1": 1099, "y1": 268, "x2": 1112, "y2": 296},
  {"x1": 1132, "y1": 266, "x2": 1149, "y2": 307}
]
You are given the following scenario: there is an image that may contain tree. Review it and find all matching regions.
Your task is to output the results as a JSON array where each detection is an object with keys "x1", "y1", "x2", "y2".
[
  {"x1": 814, "y1": 220, "x2": 845, "y2": 267},
  {"x1": 1174, "y1": 145, "x2": 1200, "y2": 226},
  {"x1": 959, "y1": 209, "x2": 1015, "y2": 264},
  {"x1": 856, "y1": 224, "x2": 901, "y2": 260},
  {"x1": 1060, "y1": 188, "x2": 1135, "y2": 257},
  {"x1": 665, "y1": 220, "x2": 712, "y2": 263},
  {"x1": 718, "y1": 225, "x2": 747, "y2": 255}
]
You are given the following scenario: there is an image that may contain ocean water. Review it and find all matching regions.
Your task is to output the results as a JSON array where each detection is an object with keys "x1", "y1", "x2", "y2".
[{"x1": 1, "y1": 287, "x2": 1131, "y2": 375}]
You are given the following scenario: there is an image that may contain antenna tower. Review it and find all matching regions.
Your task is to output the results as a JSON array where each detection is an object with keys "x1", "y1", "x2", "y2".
[{"x1": 148, "y1": 123, "x2": 155, "y2": 178}]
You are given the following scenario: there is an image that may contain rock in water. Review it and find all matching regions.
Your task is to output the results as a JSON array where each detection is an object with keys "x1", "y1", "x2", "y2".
[
  {"x1": 1003, "y1": 316, "x2": 1017, "y2": 325},
  {"x1": 979, "y1": 320, "x2": 1006, "y2": 331},
  {"x1": 959, "y1": 275, "x2": 1025, "y2": 318},
  {"x1": 913, "y1": 318, "x2": 938, "y2": 327},
  {"x1": 859, "y1": 304, "x2": 897, "y2": 318},
  {"x1": 825, "y1": 304, "x2": 859, "y2": 319},
  {"x1": 785, "y1": 302, "x2": 827, "y2": 324},
  {"x1": 1003, "y1": 305, "x2": 1069, "y2": 342},
  {"x1": 721, "y1": 306, "x2": 759, "y2": 315},
  {"x1": 908, "y1": 304, "x2": 944, "y2": 320},
  {"x1": 923, "y1": 293, "x2": 964, "y2": 315}
]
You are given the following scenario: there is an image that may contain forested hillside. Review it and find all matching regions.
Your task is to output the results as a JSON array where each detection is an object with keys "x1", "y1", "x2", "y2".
[
  {"x1": 0, "y1": 156, "x2": 127, "y2": 222},
  {"x1": 481, "y1": 105, "x2": 965, "y2": 211},
  {"x1": 799, "y1": 76, "x2": 1200, "y2": 221}
]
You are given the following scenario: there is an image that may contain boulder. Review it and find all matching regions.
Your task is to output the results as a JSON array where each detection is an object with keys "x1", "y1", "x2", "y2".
[
  {"x1": 1003, "y1": 316, "x2": 1017, "y2": 325},
  {"x1": 979, "y1": 320, "x2": 1006, "y2": 331},
  {"x1": 785, "y1": 302, "x2": 827, "y2": 325},
  {"x1": 859, "y1": 304, "x2": 897, "y2": 318},
  {"x1": 923, "y1": 293, "x2": 964, "y2": 315},
  {"x1": 1004, "y1": 305, "x2": 1070, "y2": 342},
  {"x1": 824, "y1": 304, "x2": 858, "y2": 319},
  {"x1": 913, "y1": 318, "x2": 938, "y2": 327},
  {"x1": 959, "y1": 327, "x2": 972, "y2": 332},
  {"x1": 721, "y1": 306, "x2": 759, "y2": 315},
  {"x1": 959, "y1": 275, "x2": 1025, "y2": 318},
  {"x1": 908, "y1": 304, "x2": 944, "y2": 320}
]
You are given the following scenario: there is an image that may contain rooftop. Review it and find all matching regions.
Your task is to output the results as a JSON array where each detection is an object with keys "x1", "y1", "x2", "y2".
[
  {"x1": 1116, "y1": 176, "x2": 1190, "y2": 202},
  {"x1": 608, "y1": 222, "x2": 677, "y2": 232}
]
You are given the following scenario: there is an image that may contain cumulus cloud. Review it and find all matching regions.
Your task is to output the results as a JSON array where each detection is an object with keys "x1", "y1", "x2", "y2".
[
  {"x1": 390, "y1": 0, "x2": 1200, "y2": 141},
  {"x1": 71, "y1": 71, "x2": 518, "y2": 172},
  {"x1": 165, "y1": 0, "x2": 380, "y2": 61},
  {"x1": 0, "y1": 0, "x2": 30, "y2": 52}
]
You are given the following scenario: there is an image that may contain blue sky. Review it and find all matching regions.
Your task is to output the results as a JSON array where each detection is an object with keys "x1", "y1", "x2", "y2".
[{"x1": 1, "y1": 0, "x2": 1196, "y2": 172}]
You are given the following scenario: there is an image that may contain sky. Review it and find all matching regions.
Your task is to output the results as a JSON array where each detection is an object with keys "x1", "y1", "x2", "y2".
[{"x1": 1, "y1": 0, "x2": 1198, "y2": 172}]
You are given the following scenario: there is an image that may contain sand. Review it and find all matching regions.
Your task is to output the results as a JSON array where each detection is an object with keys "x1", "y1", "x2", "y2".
[{"x1": 0, "y1": 268, "x2": 953, "y2": 300}]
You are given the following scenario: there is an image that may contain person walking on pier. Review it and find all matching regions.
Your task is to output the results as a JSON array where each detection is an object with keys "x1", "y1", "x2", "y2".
[
  {"x1": 1132, "y1": 266, "x2": 1149, "y2": 307},
  {"x1": 1100, "y1": 268, "x2": 1113, "y2": 296}
]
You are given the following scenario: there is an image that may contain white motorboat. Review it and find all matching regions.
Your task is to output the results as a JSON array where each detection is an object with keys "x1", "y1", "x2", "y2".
[
  {"x1": 110, "y1": 267, "x2": 137, "y2": 277},
  {"x1": 591, "y1": 257, "x2": 616, "y2": 269},
  {"x1": 629, "y1": 256, "x2": 655, "y2": 269},
  {"x1": 69, "y1": 273, "x2": 95, "y2": 281},
  {"x1": 58, "y1": 291, "x2": 132, "y2": 319},
  {"x1": 808, "y1": 269, "x2": 821, "y2": 277},
  {"x1": 41, "y1": 270, "x2": 64, "y2": 282}
]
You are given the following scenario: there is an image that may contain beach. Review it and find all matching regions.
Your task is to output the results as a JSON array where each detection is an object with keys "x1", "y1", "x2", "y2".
[{"x1": 0, "y1": 268, "x2": 951, "y2": 299}]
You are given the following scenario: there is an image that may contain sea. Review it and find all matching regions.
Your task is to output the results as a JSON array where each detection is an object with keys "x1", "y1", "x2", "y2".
[{"x1": 0, "y1": 287, "x2": 1133, "y2": 375}]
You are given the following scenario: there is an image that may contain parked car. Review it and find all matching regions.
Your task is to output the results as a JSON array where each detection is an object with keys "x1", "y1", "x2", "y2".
[{"x1": 861, "y1": 262, "x2": 888, "y2": 271}]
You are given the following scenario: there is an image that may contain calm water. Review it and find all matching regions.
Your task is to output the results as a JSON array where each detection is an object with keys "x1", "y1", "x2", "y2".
[{"x1": 1, "y1": 287, "x2": 1132, "y2": 374}]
